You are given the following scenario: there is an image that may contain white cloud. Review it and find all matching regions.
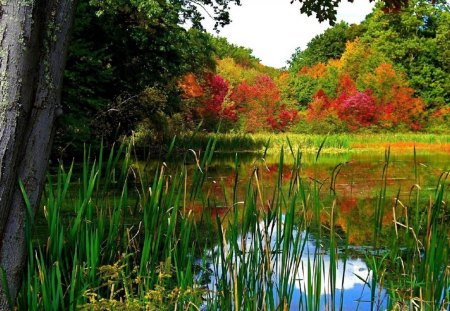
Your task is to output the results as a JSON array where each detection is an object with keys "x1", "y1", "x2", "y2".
[{"x1": 204, "y1": 0, "x2": 375, "y2": 68}]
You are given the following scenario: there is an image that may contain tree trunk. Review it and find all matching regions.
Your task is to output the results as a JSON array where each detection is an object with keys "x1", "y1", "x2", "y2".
[{"x1": 0, "y1": 0, "x2": 76, "y2": 308}]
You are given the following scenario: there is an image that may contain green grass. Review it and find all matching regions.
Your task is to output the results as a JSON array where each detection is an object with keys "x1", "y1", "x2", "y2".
[
  {"x1": 17, "y1": 137, "x2": 450, "y2": 310},
  {"x1": 166, "y1": 132, "x2": 450, "y2": 155}
]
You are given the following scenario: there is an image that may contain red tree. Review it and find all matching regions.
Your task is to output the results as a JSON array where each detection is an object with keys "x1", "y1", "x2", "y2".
[
  {"x1": 336, "y1": 91, "x2": 378, "y2": 130},
  {"x1": 307, "y1": 89, "x2": 332, "y2": 120},
  {"x1": 196, "y1": 73, "x2": 238, "y2": 126},
  {"x1": 231, "y1": 75, "x2": 297, "y2": 132}
]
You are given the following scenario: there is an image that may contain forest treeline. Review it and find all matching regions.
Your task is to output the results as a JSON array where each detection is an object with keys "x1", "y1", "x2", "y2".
[{"x1": 56, "y1": 0, "x2": 450, "y2": 157}]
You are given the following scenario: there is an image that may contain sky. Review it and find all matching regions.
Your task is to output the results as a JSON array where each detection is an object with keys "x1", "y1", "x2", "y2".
[{"x1": 202, "y1": 0, "x2": 375, "y2": 68}]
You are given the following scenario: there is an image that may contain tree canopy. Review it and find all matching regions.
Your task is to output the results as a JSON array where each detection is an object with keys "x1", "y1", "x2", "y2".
[
  {"x1": 57, "y1": 0, "x2": 450, "y2": 153},
  {"x1": 292, "y1": 0, "x2": 409, "y2": 24},
  {"x1": 361, "y1": 0, "x2": 450, "y2": 106}
]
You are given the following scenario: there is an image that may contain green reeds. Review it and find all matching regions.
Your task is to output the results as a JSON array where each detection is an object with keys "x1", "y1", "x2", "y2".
[{"x1": 16, "y1": 137, "x2": 450, "y2": 310}]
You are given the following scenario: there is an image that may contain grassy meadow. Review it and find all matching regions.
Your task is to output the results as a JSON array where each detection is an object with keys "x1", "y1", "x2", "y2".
[{"x1": 167, "y1": 133, "x2": 450, "y2": 154}]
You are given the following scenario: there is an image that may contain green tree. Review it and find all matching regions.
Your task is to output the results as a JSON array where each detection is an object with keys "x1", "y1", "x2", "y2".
[
  {"x1": 288, "y1": 21, "x2": 365, "y2": 73},
  {"x1": 57, "y1": 0, "x2": 219, "y2": 156},
  {"x1": 209, "y1": 35, "x2": 260, "y2": 67},
  {"x1": 291, "y1": 0, "x2": 408, "y2": 24},
  {"x1": 361, "y1": 0, "x2": 450, "y2": 107}
]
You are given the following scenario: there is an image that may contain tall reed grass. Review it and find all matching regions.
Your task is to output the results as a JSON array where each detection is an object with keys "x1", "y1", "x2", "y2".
[{"x1": 16, "y1": 137, "x2": 449, "y2": 310}]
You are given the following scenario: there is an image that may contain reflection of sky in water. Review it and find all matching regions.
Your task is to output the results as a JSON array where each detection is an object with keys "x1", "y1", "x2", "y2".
[
  {"x1": 205, "y1": 221, "x2": 388, "y2": 310},
  {"x1": 275, "y1": 234, "x2": 387, "y2": 310},
  {"x1": 292, "y1": 255, "x2": 387, "y2": 310}
]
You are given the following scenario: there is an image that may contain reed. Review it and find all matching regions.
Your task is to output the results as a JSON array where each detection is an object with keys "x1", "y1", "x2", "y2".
[{"x1": 16, "y1": 136, "x2": 449, "y2": 310}]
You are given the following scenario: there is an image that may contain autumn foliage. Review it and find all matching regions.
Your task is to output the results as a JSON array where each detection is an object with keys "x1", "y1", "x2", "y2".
[
  {"x1": 179, "y1": 37, "x2": 427, "y2": 133},
  {"x1": 303, "y1": 40, "x2": 425, "y2": 131},
  {"x1": 299, "y1": 63, "x2": 327, "y2": 79},
  {"x1": 181, "y1": 72, "x2": 297, "y2": 132},
  {"x1": 200, "y1": 73, "x2": 236, "y2": 122},
  {"x1": 231, "y1": 75, "x2": 297, "y2": 131},
  {"x1": 179, "y1": 73, "x2": 204, "y2": 98}
]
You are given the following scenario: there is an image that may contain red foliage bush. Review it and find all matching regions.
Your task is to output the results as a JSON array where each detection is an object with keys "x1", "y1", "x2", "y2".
[
  {"x1": 307, "y1": 70, "x2": 424, "y2": 131},
  {"x1": 203, "y1": 73, "x2": 229, "y2": 116},
  {"x1": 302, "y1": 49, "x2": 426, "y2": 131},
  {"x1": 231, "y1": 75, "x2": 296, "y2": 132},
  {"x1": 307, "y1": 89, "x2": 332, "y2": 120},
  {"x1": 336, "y1": 91, "x2": 378, "y2": 130},
  {"x1": 196, "y1": 73, "x2": 239, "y2": 124}
]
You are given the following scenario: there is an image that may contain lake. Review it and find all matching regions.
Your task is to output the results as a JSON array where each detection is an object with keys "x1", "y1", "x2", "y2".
[{"x1": 134, "y1": 146, "x2": 450, "y2": 310}]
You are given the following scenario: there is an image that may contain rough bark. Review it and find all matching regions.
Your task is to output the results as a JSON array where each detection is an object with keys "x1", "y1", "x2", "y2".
[{"x1": 0, "y1": 0, "x2": 76, "y2": 308}]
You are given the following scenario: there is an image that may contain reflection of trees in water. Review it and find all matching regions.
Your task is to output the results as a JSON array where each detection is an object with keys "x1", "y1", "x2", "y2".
[{"x1": 142, "y1": 151, "x2": 449, "y2": 248}]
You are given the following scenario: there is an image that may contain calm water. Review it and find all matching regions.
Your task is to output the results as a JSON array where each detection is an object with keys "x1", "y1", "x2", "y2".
[{"x1": 183, "y1": 149, "x2": 450, "y2": 224}]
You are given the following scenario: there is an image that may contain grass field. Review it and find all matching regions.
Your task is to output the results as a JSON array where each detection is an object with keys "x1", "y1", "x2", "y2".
[{"x1": 169, "y1": 132, "x2": 450, "y2": 154}]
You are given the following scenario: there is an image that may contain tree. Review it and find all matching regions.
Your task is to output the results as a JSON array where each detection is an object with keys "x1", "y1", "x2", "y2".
[
  {"x1": 231, "y1": 75, "x2": 297, "y2": 131},
  {"x1": 361, "y1": 0, "x2": 450, "y2": 107},
  {"x1": 57, "y1": 0, "x2": 219, "y2": 156},
  {"x1": 0, "y1": 1, "x2": 77, "y2": 308},
  {"x1": 304, "y1": 53, "x2": 425, "y2": 130},
  {"x1": 209, "y1": 35, "x2": 260, "y2": 67},
  {"x1": 197, "y1": 73, "x2": 238, "y2": 128},
  {"x1": 291, "y1": 0, "x2": 408, "y2": 24},
  {"x1": 288, "y1": 21, "x2": 364, "y2": 73}
]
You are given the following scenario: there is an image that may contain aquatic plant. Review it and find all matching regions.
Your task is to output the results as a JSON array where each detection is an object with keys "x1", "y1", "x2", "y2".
[{"x1": 16, "y1": 138, "x2": 449, "y2": 310}]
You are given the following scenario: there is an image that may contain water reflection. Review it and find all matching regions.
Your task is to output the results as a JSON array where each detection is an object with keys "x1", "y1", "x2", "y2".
[
  {"x1": 205, "y1": 218, "x2": 388, "y2": 310},
  {"x1": 186, "y1": 151, "x2": 446, "y2": 231},
  {"x1": 205, "y1": 150, "x2": 450, "y2": 198},
  {"x1": 293, "y1": 246, "x2": 387, "y2": 311}
]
